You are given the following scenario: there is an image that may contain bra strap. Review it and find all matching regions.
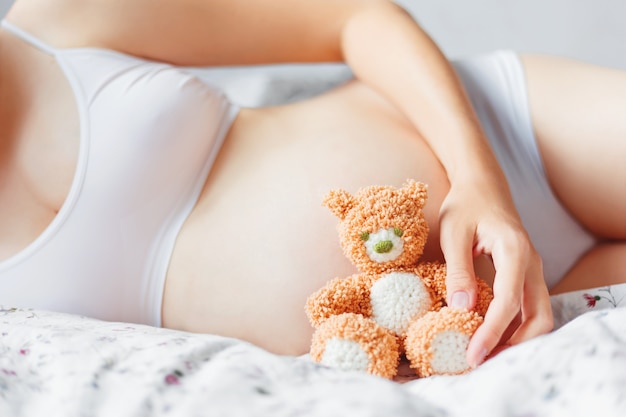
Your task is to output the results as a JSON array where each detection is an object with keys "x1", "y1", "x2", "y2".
[{"x1": 1, "y1": 20, "x2": 56, "y2": 55}]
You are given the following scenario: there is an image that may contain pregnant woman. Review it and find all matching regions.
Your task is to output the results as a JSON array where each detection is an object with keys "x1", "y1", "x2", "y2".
[{"x1": 1, "y1": 0, "x2": 624, "y2": 369}]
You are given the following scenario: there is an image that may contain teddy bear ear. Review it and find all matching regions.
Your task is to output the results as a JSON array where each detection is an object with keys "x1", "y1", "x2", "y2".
[
  {"x1": 323, "y1": 189, "x2": 356, "y2": 220},
  {"x1": 403, "y1": 179, "x2": 428, "y2": 208}
]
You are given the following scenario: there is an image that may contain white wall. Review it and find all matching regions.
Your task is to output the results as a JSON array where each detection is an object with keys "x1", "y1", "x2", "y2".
[
  {"x1": 396, "y1": 0, "x2": 626, "y2": 70},
  {"x1": 2, "y1": 0, "x2": 625, "y2": 69},
  {"x1": 0, "y1": 0, "x2": 12, "y2": 19}
]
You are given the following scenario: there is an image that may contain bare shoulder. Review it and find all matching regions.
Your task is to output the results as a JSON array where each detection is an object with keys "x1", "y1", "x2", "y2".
[{"x1": 7, "y1": 0, "x2": 398, "y2": 66}]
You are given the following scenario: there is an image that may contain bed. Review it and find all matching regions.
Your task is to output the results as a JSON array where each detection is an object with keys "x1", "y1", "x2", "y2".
[
  {"x1": 1, "y1": 282, "x2": 625, "y2": 417},
  {"x1": 2, "y1": 65, "x2": 625, "y2": 417}
]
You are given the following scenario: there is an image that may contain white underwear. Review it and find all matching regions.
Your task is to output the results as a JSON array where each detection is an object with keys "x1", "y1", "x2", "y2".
[{"x1": 453, "y1": 50, "x2": 596, "y2": 289}]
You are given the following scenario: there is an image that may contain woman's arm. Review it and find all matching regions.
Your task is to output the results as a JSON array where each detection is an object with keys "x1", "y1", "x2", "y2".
[
  {"x1": 9, "y1": 0, "x2": 363, "y2": 65},
  {"x1": 10, "y1": 0, "x2": 552, "y2": 365},
  {"x1": 340, "y1": 6, "x2": 553, "y2": 362}
]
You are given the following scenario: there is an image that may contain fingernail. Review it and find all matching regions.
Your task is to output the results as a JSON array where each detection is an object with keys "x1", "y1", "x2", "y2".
[{"x1": 450, "y1": 291, "x2": 469, "y2": 310}]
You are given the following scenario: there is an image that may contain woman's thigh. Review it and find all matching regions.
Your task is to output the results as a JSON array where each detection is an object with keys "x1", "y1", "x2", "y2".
[{"x1": 521, "y1": 54, "x2": 626, "y2": 240}]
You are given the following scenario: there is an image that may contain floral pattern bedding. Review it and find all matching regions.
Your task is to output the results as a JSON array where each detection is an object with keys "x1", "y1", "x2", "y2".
[{"x1": 1, "y1": 283, "x2": 625, "y2": 417}]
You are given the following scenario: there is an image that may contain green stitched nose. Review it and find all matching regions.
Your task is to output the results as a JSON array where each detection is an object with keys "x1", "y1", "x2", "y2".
[{"x1": 374, "y1": 240, "x2": 393, "y2": 254}]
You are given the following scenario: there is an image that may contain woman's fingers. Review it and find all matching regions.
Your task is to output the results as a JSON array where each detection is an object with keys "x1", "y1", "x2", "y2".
[
  {"x1": 466, "y1": 236, "x2": 552, "y2": 367},
  {"x1": 466, "y1": 249, "x2": 525, "y2": 367},
  {"x1": 439, "y1": 221, "x2": 479, "y2": 310},
  {"x1": 506, "y1": 255, "x2": 554, "y2": 346}
]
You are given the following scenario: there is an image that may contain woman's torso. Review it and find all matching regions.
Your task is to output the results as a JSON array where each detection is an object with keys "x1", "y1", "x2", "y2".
[{"x1": 0, "y1": 19, "x2": 456, "y2": 355}]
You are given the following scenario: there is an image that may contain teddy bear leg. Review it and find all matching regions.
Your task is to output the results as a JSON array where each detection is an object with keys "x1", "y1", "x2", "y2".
[
  {"x1": 310, "y1": 313, "x2": 400, "y2": 379},
  {"x1": 404, "y1": 307, "x2": 483, "y2": 378}
]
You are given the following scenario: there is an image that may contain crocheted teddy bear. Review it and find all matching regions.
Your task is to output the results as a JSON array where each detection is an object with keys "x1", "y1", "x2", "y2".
[{"x1": 305, "y1": 180, "x2": 493, "y2": 379}]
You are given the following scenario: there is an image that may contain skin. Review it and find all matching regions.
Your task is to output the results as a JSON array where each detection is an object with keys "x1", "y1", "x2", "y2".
[{"x1": 1, "y1": 0, "x2": 624, "y2": 366}]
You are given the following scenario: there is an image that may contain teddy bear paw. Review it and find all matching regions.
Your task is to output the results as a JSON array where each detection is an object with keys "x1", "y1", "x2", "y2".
[{"x1": 404, "y1": 307, "x2": 483, "y2": 378}]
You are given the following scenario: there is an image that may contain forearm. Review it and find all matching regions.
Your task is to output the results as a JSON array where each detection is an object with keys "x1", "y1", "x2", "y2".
[{"x1": 341, "y1": 2, "x2": 506, "y2": 185}]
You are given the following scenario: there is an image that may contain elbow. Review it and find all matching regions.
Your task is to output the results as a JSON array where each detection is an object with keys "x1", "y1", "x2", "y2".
[{"x1": 339, "y1": 0, "x2": 417, "y2": 60}]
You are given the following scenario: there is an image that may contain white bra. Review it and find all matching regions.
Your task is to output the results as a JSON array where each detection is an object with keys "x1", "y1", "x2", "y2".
[{"x1": 0, "y1": 20, "x2": 239, "y2": 326}]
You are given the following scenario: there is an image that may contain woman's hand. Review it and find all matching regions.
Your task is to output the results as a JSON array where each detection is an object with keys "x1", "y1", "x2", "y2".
[{"x1": 439, "y1": 175, "x2": 553, "y2": 368}]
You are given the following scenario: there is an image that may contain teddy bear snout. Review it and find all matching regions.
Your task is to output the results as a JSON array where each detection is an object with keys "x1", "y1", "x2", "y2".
[
  {"x1": 363, "y1": 228, "x2": 404, "y2": 263},
  {"x1": 374, "y1": 240, "x2": 393, "y2": 253}
]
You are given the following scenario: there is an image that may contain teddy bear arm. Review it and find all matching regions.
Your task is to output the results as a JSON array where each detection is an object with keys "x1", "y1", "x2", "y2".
[
  {"x1": 305, "y1": 274, "x2": 374, "y2": 327},
  {"x1": 474, "y1": 278, "x2": 494, "y2": 317},
  {"x1": 416, "y1": 261, "x2": 448, "y2": 307}
]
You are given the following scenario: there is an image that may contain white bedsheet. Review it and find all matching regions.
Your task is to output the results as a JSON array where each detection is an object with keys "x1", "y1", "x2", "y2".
[{"x1": 1, "y1": 284, "x2": 625, "y2": 417}]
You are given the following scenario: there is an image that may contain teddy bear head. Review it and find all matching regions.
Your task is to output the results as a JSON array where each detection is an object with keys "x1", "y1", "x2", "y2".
[{"x1": 323, "y1": 180, "x2": 429, "y2": 275}]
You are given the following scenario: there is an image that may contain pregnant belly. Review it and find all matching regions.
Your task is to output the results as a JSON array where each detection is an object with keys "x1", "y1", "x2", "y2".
[{"x1": 162, "y1": 80, "x2": 450, "y2": 355}]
